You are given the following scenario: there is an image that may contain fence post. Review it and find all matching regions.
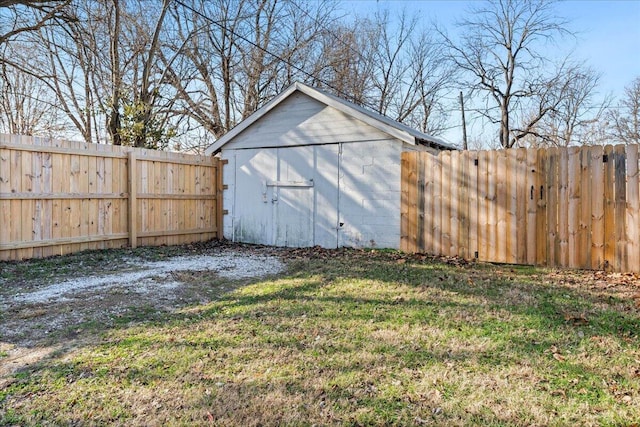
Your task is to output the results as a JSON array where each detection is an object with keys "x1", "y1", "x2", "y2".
[{"x1": 128, "y1": 150, "x2": 137, "y2": 248}]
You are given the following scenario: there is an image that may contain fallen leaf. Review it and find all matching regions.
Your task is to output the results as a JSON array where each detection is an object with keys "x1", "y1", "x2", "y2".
[
  {"x1": 563, "y1": 313, "x2": 589, "y2": 326},
  {"x1": 552, "y1": 353, "x2": 565, "y2": 362}
]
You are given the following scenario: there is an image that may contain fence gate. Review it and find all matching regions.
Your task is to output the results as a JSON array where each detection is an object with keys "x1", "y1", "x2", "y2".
[{"x1": 400, "y1": 144, "x2": 640, "y2": 273}]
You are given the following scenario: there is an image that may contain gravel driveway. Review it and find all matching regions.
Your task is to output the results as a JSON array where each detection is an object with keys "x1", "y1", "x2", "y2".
[{"x1": 0, "y1": 241, "x2": 288, "y2": 376}]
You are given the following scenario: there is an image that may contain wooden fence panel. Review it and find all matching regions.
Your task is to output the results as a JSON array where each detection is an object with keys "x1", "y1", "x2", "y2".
[
  {"x1": 627, "y1": 144, "x2": 639, "y2": 273},
  {"x1": 614, "y1": 145, "x2": 628, "y2": 272},
  {"x1": 580, "y1": 147, "x2": 593, "y2": 269},
  {"x1": 423, "y1": 152, "x2": 434, "y2": 255},
  {"x1": 603, "y1": 145, "x2": 616, "y2": 270},
  {"x1": 417, "y1": 152, "x2": 426, "y2": 253},
  {"x1": 525, "y1": 148, "x2": 537, "y2": 265},
  {"x1": 459, "y1": 152, "x2": 470, "y2": 261},
  {"x1": 432, "y1": 152, "x2": 443, "y2": 256},
  {"x1": 468, "y1": 152, "x2": 478, "y2": 261},
  {"x1": 477, "y1": 151, "x2": 488, "y2": 261},
  {"x1": 590, "y1": 146, "x2": 605, "y2": 270},
  {"x1": 449, "y1": 151, "x2": 459, "y2": 257},
  {"x1": 515, "y1": 148, "x2": 527, "y2": 264},
  {"x1": 0, "y1": 134, "x2": 222, "y2": 261},
  {"x1": 557, "y1": 148, "x2": 569, "y2": 267},
  {"x1": 403, "y1": 143, "x2": 640, "y2": 273},
  {"x1": 546, "y1": 147, "x2": 558, "y2": 266},
  {"x1": 495, "y1": 150, "x2": 506, "y2": 263},
  {"x1": 535, "y1": 148, "x2": 547, "y2": 266}
]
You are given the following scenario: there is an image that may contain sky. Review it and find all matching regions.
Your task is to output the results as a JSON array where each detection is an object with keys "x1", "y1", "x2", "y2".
[{"x1": 341, "y1": 0, "x2": 640, "y2": 145}]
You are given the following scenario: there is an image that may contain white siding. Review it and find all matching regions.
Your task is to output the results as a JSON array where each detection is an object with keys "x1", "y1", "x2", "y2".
[{"x1": 222, "y1": 93, "x2": 394, "y2": 150}]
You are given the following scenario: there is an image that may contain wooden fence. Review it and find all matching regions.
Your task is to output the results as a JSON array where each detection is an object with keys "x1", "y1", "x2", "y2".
[
  {"x1": 0, "y1": 134, "x2": 224, "y2": 261},
  {"x1": 401, "y1": 144, "x2": 640, "y2": 273}
]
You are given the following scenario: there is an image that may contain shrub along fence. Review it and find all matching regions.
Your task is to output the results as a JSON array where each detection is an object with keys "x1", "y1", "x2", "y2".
[
  {"x1": 0, "y1": 134, "x2": 224, "y2": 261},
  {"x1": 401, "y1": 144, "x2": 640, "y2": 273}
]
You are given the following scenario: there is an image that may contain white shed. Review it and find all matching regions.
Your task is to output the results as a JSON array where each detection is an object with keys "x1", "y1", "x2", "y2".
[{"x1": 205, "y1": 82, "x2": 454, "y2": 249}]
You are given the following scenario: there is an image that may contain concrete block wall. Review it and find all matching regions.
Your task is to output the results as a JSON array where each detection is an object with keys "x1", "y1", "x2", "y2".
[{"x1": 338, "y1": 140, "x2": 403, "y2": 249}]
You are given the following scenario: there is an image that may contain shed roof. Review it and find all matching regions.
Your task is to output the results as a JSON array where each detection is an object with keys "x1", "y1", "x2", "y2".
[{"x1": 204, "y1": 82, "x2": 455, "y2": 155}]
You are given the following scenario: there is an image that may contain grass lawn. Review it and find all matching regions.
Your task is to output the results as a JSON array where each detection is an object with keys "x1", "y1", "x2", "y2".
[{"x1": 1, "y1": 248, "x2": 639, "y2": 426}]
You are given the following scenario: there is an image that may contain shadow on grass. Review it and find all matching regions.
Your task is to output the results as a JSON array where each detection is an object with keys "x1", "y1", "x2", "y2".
[{"x1": 2, "y1": 250, "x2": 638, "y2": 425}]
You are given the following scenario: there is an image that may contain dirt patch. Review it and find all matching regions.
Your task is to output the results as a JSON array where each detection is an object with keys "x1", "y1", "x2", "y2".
[{"x1": 0, "y1": 241, "x2": 288, "y2": 375}]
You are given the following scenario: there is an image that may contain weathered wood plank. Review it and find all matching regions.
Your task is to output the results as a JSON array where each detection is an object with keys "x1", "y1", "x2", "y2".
[
  {"x1": 432, "y1": 152, "x2": 443, "y2": 256},
  {"x1": 626, "y1": 144, "x2": 639, "y2": 273},
  {"x1": 590, "y1": 146, "x2": 605, "y2": 270},
  {"x1": 458, "y1": 151, "x2": 470, "y2": 260},
  {"x1": 515, "y1": 148, "x2": 527, "y2": 264},
  {"x1": 603, "y1": 145, "x2": 615, "y2": 270},
  {"x1": 417, "y1": 153, "x2": 426, "y2": 253},
  {"x1": 567, "y1": 147, "x2": 581, "y2": 269},
  {"x1": 154, "y1": 160, "x2": 163, "y2": 243},
  {"x1": 506, "y1": 149, "x2": 518, "y2": 264},
  {"x1": 546, "y1": 147, "x2": 558, "y2": 267},
  {"x1": 468, "y1": 151, "x2": 479, "y2": 261},
  {"x1": 535, "y1": 148, "x2": 547, "y2": 266},
  {"x1": 449, "y1": 151, "x2": 459, "y2": 257},
  {"x1": 495, "y1": 150, "x2": 507, "y2": 263},
  {"x1": 423, "y1": 153, "x2": 434, "y2": 255},
  {"x1": 139, "y1": 158, "x2": 149, "y2": 240},
  {"x1": 440, "y1": 151, "x2": 452, "y2": 257},
  {"x1": 406, "y1": 151, "x2": 418, "y2": 253},
  {"x1": 400, "y1": 152, "x2": 410, "y2": 252},
  {"x1": 20, "y1": 147, "x2": 33, "y2": 260},
  {"x1": 614, "y1": 144, "x2": 627, "y2": 272},
  {"x1": 476, "y1": 150, "x2": 488, "y2": 261},
  {"x1": 579, "y1": 147, "x2": 592, "y2": 269},
  {"x1": 0, "y1": 147, "x2": 11, "y2": 260},
  {"x1": 79, "y1": 154, "x2": 90, "y2": 252},
  {"x1": 128, "y1": 151, "x2": 138, "y2": 249},
  {"x1": 525, "y1": 148, "x2": 537, "y2": 265},
  {"x1": 557, "y1": 147, "x2": 569, "y2": 267}
]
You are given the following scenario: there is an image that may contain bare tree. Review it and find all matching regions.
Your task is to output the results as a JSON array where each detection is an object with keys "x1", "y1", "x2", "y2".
[
  {"x1": 106, "y1": 0, "x2": 122, "y2": 145},
  {"x1": 311, "y1": 17, "x2": 378, "y2": 105},
  {"x1": 371, "y1": 11, "x2": 452, "y2": 135},
  {"x1": 0, "y1": 0, "x2": 71, "y2": 46},
  {"x1": 609, "y1": 77, "x2": 640, "y2": 145},
  {"x1": 161, "y1": 0, "x2": 336, "y2": 144},
  {"x1": 441, "y1": 0, "x2": 574, "y2": 148},
  {"x1": 160, "y1": 0, "x2": 247, "y2": 139},
  {"x1": 521, "y1": 63, "x2": 610, "y2": 146},
  {"x1": 0, "y1": 46, "x2": 69, "y2": 135},
  {"x1": 312, "y1": 11, "x2": 453, "y2": 136}
]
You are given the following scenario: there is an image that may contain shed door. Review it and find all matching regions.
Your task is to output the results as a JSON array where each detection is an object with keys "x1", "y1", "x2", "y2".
[
  {"x1": 232, "y1": 145, "x2": 339, "y2": 248},
  {"x1": 272, "y1": 146, "x2": 315, "y2": 247}
]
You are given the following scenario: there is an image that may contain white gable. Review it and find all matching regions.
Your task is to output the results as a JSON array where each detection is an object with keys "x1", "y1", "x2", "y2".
[
  {"x1": 205, "y1": 82, "x2": 453, "y2": 155},
  {"x1": 219, "y1": 92, "x2": 397, "y2": 151}
]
